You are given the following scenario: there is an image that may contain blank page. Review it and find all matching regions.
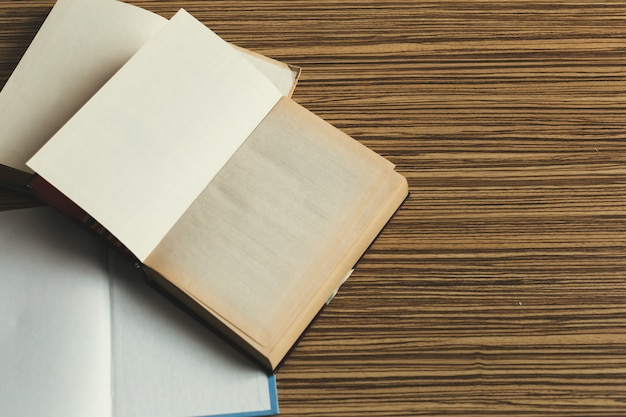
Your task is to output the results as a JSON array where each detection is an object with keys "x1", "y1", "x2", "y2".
[
  {"x1": 0, "y1": 0, "x2": 166, "y2": 172},
  {"x1": 0, "y1": 0, "x2": 299, "y2": 174},
  {"x1": 0, "y1": 208, "x2": 111, "y2": 417},
  {"x1": 28, "y1": 9, "x2": 283, "y2": 261}
]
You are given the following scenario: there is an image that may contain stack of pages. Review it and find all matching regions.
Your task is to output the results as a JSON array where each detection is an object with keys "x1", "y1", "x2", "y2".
[{"x1": 0, "y1": 0, "x2": 408, "y2": 415}]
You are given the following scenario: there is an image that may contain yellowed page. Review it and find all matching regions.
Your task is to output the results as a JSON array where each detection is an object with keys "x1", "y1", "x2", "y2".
[
  {"x1": 145, "y1": 97, "x2": 395, "y2": 349},
  {"x1": 0, "y1": 0, "x2": 166, "y2": 172},
  {"x1": 28, "y1": 9, "x2": 283, "y2": 261}
]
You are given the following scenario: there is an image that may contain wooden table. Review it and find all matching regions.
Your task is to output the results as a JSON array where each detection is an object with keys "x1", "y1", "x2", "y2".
[{"x1": 1, "y1": 1, "x2": 625, "y2": 415}]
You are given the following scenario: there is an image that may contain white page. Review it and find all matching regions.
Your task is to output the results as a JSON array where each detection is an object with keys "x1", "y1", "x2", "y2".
[
  {"x1": 109, "y1": 250, "x2": 277, "y2": 417},
  {"x1": 0, "y1": 207, "x2": 278, "y2": 417},
  {"x1": 0, "y1": 0, "x2": 166, "y2": 172},
  {"x1": 0, "y1": 207, "x2": 111, "y2": 417},
  {"x1": 28, "y1": 9, "x2": 284, "y2": 261}
]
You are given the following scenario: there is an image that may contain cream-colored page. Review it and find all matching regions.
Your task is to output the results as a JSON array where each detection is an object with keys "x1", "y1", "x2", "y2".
[
  {"x1": 0, "y1": 0, "x2": 166, "y2": 172},
  {"x1": 28, "y1": 9, "x2": 283, "y2": 261},
  {"x1": 0, "y1": 0, "x2": 297, "y2": 174}
]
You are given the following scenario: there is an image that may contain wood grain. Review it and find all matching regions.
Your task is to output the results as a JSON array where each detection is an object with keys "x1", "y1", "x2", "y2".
[{"x1": 1, "y1": 1, "x2": 625, "y2": 415}]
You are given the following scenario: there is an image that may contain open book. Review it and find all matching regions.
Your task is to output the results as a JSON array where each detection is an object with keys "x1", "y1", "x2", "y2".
[
  {"x1": 0, "y1": 207, "x2": 278, "y2": 417},
  {"x1": 1, "y1": 1, "x2": 408, "y2": 370}
]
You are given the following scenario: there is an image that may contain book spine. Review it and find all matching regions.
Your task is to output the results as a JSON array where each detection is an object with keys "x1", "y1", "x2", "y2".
[
  {"x1": 0, "y1": 164, "x2": 36, "y2": 191},
  {"x1": 27, "y1": 175, "x2": 134, "y2": 258}
]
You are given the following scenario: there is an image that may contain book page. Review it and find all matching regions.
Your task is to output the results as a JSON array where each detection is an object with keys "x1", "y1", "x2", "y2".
[
  {"x1": 0, "y1": 0, "x2": 297, "y2": 174},
  {"x1": 0, "y1": 0, "x2": 166, "y2": 172},
  {"x1": 0, "y1": 207, "x2": 111, "y2": 417},
  {"x1": 145, "y1": 97, "x2": 395, "y2": 350},
  {"x1": 28, "y1": 9, "x2": 283, "y2": 261},
  {"x1": 109, "y1": 250, "x2": 277, "y2": 417}
]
